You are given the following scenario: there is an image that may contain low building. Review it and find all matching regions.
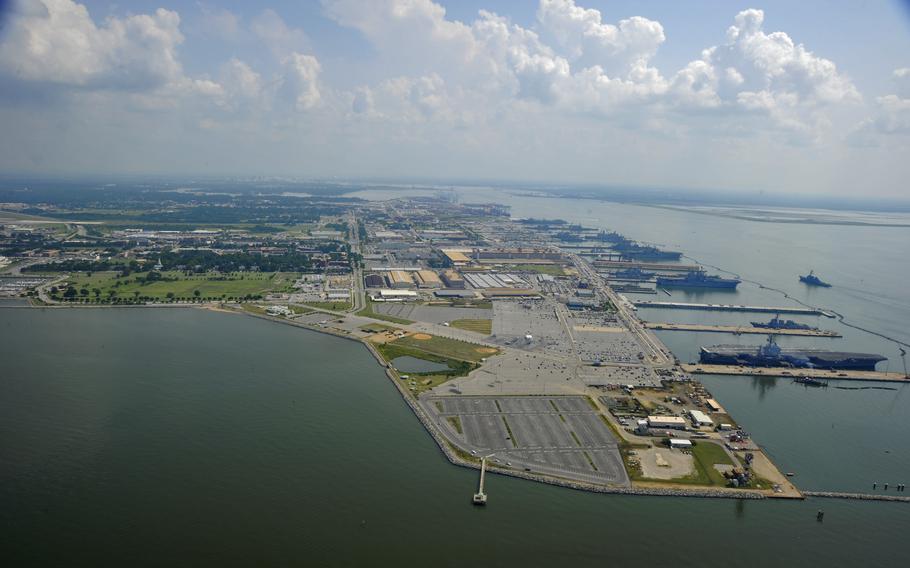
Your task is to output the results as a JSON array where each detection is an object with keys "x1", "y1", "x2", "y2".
[
  {"x1": 705, "y1": 398, "x2": 725, "y2": 413},
  {"x1": 647, "y1": 415, "x2": 687, "y2": 429},
  {"x1": 689, "y1": 409, "x2": 714, "y2": 427},
  {"x1": 440, "y1": 249, "x2": 471, "y2": 266},
  {"x1": 364, "y1": 274, "x2": 385, "y2": 288},
  {"x1": 440, "y1": 269, "x2": 465, "y2": 288},
  {"x1": 433, "y1": 289, "x2": 479, "y2": 298},
  {"x1": 388, "y1": 270, "x2": 415, "y2": 289},
  {"x1": 374, "y1": 289, "x2": 418, "y2": 300},
  {"x1": 415, "y1": 270, "x2": 442, "y2": 288},
  {"x1": 669, "y1": 439, "x2": 693, "y2": 449}
]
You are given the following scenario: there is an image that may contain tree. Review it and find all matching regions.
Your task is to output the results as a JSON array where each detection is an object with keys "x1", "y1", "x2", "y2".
[
  {"x1": 92, "y1": 288, "x2": 101, "y2": 298},
  {"x1": 63, "y1": 287, "x2": 77, "y2": 299},
  {"x1": 193, "y1": 289, "x2": 201, "y2": 298},
  {"x1": 166, "y1": 292, "x2": 175, "y2": 300}
]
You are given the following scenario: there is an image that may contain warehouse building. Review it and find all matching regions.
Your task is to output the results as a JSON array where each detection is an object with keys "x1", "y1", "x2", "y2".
[
  {"x1": 388, "y1": 270, "x2": 415, "y2": 289},
  {"x1": 415, "y1": 270, "x2": 442, "y2": 288},
  {"x1": 689, "y1": 409, "x2": 714, "y2": 427},
  {"x1": 440, "y1": 269, "x2": 465, "y2": 288},
  {"x1": 364, "y1": 274, "x2": 385, "y2": 288},
  {"x1": 647, "y1": 415, "x2": 687, "y2": 430}
]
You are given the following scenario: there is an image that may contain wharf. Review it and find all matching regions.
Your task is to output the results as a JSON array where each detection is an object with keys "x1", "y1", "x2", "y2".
[
  {"x1": 644, "y1": 322, "x2": 840, "y2": 337},
  {"x1": 682, "y1": 364, "x2": 910, "y2": 383},
  {"x1": 634, "y1": 301, "x2": 836, "y2": 318},
  {"x1": 593, "y1": 260, "x2": 700, "y2": 272}
]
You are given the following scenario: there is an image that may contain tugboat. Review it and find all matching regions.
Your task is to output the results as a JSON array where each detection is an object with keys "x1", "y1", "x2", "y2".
[
  {"x1": 800, "y1": 270, "x2": 831, "y2": 288},
  {"x1": 794, "y1": 376, "x2": 828, "y2": 387},
  {"x1": 751, "y1": 314, "x2": 817, "y2": 331}
]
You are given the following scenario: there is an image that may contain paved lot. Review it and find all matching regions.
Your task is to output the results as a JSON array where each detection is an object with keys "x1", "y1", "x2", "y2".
[
  {"x1": 375, "y1": 303, "x2": 492, "y2": 324},
  {"x1": 422, "y1": 395, "x2": 630, "y2": 487}
]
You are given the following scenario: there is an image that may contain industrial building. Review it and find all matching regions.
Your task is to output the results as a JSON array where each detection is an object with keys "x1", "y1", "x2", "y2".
[
  {"x1": 415, "y1": 270, "x2": 442, "y2": 288},
  {"x1": 388, "y1": 270, "x2": 415, "y2": 289},
  {"x1": 364, "y1": 274, "x2": 385, "y2": 288},
  {"x1": 669, "y1": 439, "x2": 693, "y2": 449},
  {"x1": 689, "y1": 409, "x2": 714, "y2": 427},
  {"x1": 647, "y1": 415, "x2": 687, "y2": 429},
  {"x1": 440, "y1": 249, "x2": 471, "y2": 266},
  {"x1": 440, "y1": 269, "x2": 465, "y2": 288},
  {"x1": 372, "y1": 289, "x2": 418, "y2": 300}
]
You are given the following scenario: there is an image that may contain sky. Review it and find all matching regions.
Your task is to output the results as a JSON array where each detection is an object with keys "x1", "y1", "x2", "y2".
[{"x1": 0, "y1": 0, "x2": 909, "y2": 198}]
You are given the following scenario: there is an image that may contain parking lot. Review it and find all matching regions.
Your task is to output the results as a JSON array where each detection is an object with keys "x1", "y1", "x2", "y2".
[{"x1": 422, "y1": 395, "x2": 630, "y2": 487}]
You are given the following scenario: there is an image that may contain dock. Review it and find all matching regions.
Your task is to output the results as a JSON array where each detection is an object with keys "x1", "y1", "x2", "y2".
[
  {"x1": 634, "y1": 301, "x2": 836, "y2": 318},
  {"x1": 593, "y1": 260, "x2": 700, "y2": 272},
  {"x1": 643, "y1": 322, "x2": 840, "y2": 337},
  {"x1": 682, "y1": 364, "x2": 910, "y2": 383}
]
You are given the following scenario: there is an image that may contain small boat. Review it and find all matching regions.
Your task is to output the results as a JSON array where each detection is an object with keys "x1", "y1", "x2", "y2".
[
  {"x1": 794, "y1": 376, "x2": 828, "y2": 387},
  {"x1": 799, "y1": 270, "x2": 831, "y2": 288}
]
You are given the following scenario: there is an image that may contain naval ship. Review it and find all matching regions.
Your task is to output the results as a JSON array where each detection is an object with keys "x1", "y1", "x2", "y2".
[
  {"x1": 699, "y1": 336, "x2": 886, "y2": 370},
  {"x1": 799, "y1": 270, "x2": 831, "y2": 287},
  {"x1": 656, "y1": 271, "x2": 741, "y2": 289},
  {"x1": 610, "y1": 267, "x2": 656, "y2": 280},
  {"x1": 751, "y1": 315, "x2": 817, "y2": 331}
]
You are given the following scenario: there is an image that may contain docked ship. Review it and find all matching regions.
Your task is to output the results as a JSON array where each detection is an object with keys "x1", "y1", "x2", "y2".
[
  {"x1": 699, "y1": 336, "x2": 886, "y2": 370},
  {"x1": 799, "y1": 270, "x2": 831, "y2": 288},
  {"x1": 751, "y1": 315, "x2": 817, "y2": 331},
  {"x1": 656, "y1": 271, "x2": 741, "y2": 289},
  {"x1": 611, "y1": 240, "x2": 683, "y2": 261},
  {"x1": 610, "y1": 267, "x2": 656, "y2": 280}
]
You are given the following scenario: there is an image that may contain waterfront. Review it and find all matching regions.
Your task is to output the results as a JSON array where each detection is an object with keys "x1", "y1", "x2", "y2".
[{"x1": 2, "y1": 307, "x2": 910, "y2": 566}]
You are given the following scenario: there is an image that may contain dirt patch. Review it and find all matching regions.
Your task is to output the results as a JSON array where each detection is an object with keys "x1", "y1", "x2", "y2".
[
  {"x1": 411, "y1": 333, "x2": 433, "y2": 340},
  {"x1": 476, "y1": 347, "x2": 497, "y2": 354}
]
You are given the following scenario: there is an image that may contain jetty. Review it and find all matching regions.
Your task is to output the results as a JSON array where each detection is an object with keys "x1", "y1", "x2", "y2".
[
  {"x1": 634, "y1": 301, "x2": 836, "y2": 318},
  {"x1": 643, "y1": 322, "x2": 840, "y2": 337},
  {"x1": 682, "y1": 364, "x2": 910, "y2": 383},
  {"x1": 593, "y1": 260, "x2": 700, "y2": 272}
]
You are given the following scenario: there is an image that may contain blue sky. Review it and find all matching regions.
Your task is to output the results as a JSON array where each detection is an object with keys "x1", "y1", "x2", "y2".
[{"x1": 1, "y1": 0, "x2": 909, "y2": 198}]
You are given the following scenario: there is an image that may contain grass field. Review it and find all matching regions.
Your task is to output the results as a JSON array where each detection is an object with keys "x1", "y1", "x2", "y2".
[
  {"x1": 630, "y1": 440, "x2": 735, "y2": 487},
  {"x1": 304, "y1": 301, "x2": 352, "y2": 311},
  {"x1": 450, "y1": 319, "x2": 492, "y2": 334},
  {"x1": 376, "y1": 339, "x2": 478, "y2": 396},
  {"x1": 59, "y1": 271, "x2": 298, "y2": 302},
  {"x1": 393, "y1": 334, "x2": 497, "y2": 363}
]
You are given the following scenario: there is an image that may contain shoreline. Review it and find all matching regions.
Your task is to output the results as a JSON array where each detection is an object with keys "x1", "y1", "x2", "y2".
[{"x1": 13, "y1": 300, "x2": 904, "y2": 503}]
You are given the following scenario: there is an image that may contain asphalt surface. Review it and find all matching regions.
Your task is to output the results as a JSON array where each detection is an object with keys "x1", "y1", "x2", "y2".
[{"x1": 423, "y1": 395, "x2": 630, "y2": 487}]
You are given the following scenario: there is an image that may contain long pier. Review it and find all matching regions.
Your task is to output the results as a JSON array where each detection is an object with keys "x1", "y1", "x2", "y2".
[
  {"x1": 634, "y1": 301, "x2": 836, "y2": 318},
  {"x1": 643, "y1": 322, "x2": 840, "y2": 337},
  {"x1": 593, "y1": 260, "x2": 700, "y2": 272},
  {"x1": 682, "y1": 364, "x2": 910, "y2": 383}
]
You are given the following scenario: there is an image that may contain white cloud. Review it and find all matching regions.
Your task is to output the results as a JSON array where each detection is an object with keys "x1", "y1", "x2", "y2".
[
  {"x1": 0, "y1": 0, "x2": 185, "y2": 90},
  {"x1": 251, "y1": 8, "x2": 310, "y2": 57},
  {"x1": 284, "y1": 53, "x2": 322, "y2": 110},
  {"x1": 537, "y1": 0, "x2": 665, "y2": 70}
]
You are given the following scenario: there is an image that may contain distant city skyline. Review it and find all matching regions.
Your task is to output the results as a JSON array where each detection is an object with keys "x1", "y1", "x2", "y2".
[{"x1": 1, "y1": 0, "x2": 909, "y2": 198}]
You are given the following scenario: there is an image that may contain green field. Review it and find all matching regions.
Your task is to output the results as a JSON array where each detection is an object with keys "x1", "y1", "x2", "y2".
[
  {"x1": 630, "y1": 440, "x2": 735, "y2": 487},
  {"x1": 304, "y1": 301, "x2": 352, "y2": 311},
  {"x1": 393, "y1": 334, "x2": 497, "y2": 363},
  {"x1": 58, "y1": 271, "x2": 299, "y2": 302},
  {"x1": 450, "y1": 319, "x2": 492, "y2": 334}
]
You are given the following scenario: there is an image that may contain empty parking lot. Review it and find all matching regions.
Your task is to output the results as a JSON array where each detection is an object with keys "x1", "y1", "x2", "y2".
[{"x1": 422, "y1": 395, "x2": 629, "y2": 487}]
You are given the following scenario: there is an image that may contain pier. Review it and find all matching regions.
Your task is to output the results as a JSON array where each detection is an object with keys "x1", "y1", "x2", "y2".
[
  {"x1": 473, "y1": 456, "x2": 490, "y2": 505},
  {"x1": 593, "y1": 260, "x2": 700, "y2": 272},
  {"x1": 682, "y1": 364, "x2": 910, "y2": 383},
  {"x1": 643, "y1": 322, "x2": 840, "y2": 337},
  {"x1": 634, "y1": 301, "x2": 836, "y2": 318}
]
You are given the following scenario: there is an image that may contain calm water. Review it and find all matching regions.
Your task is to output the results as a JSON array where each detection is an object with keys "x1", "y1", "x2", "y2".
[
  {"x1": 4, "y1": 193, "x2": 910, "y2": 565},
  {"x1": 2, "y1": 308, "x2": 909, "y2": 567}
]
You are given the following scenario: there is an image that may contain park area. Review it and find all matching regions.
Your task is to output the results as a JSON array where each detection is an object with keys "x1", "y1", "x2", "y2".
[{"x1": 54, "y1": 271, "x2": 299, "y2": 303}]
